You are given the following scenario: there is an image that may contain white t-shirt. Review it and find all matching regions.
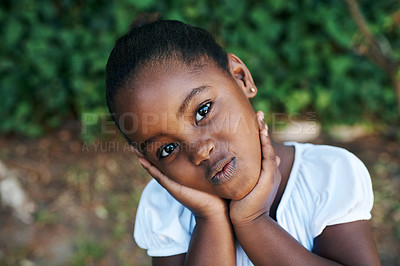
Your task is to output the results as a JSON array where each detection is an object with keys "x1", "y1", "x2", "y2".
[{"x1": 134, "y1": 142, "x2": 374, "y2": 265}]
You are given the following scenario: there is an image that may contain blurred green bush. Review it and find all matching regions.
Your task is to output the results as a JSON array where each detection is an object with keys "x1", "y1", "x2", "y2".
[{"x1": 0, "y1": 0, "x2": 399, "y2": 138}]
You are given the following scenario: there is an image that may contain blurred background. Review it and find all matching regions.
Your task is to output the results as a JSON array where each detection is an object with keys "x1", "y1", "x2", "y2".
[{"x1": 0, "y1": 0, "x2": 399, "y2": 265}]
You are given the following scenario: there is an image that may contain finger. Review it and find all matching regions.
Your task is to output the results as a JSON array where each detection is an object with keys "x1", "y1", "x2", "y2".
[
  {"x1": 260, "y1": 125, "x2": 274, "y2": 160},
  {"x1": 260, "y1": 128, "x2": 281, "y2": 191},
  {"x1": 132, "y1": 146, "x2": 144, "y2": 158},
  {"x1": 137, "y1": 157, "x2": 188, "y2": 199},
  {"x1": 255, "y1": 129, "x2": 281, "y2": 204},
  {"x1": 247, "y1": 128, "x2": 275, "y2": 195},
  {"x1": 260, "y1": 125, "x2": 277, "y2": 178},
  {"x1": 256, "y1": 111, "x2": 265, "y2": 130}
]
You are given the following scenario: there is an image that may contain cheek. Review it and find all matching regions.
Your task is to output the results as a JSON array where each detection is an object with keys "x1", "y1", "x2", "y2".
[
  {"x1": 159, "y1": 160, "x2": 208, "y2": 190},
  {"x1": 230, "y1": 119, "x2": 262, "y2": 199},
  {"x1": 228, "y1": 109, "x2": 260, "y2": 154},
  {"x1": 227, "y1": 100, "x2": 258, "y2": 135},
  {"x1": 230, "y1": 158, "x2": 261, "y2": 200}
]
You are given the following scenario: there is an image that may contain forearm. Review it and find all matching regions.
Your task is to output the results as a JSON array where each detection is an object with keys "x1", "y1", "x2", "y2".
[
  {"x1": 233, "y1": 215, "x2": 341, "y2": 266},
  {"x1": 185, "y1": 212, "x2": 236, "y2": 266}
]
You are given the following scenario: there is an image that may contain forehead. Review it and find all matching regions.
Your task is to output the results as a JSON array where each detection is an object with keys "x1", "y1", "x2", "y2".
[
  {"x1": 133, "y1": 60, "x2": 218, "y2": 114},
  {"x1": 135, "y1": 58, "x2": 223, "y2": 91}
]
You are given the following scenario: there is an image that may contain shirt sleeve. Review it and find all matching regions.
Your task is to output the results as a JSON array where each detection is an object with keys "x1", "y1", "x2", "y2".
[
  {"x1": 311, "y1": 147, "x2": 374, "y2": 238},
  {"x1": 133, "y1": 179, "x2": 196, "y2": 257}
]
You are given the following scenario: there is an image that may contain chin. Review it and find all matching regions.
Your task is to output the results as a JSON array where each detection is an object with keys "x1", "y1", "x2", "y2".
[
  {"x1": 230, "y1": 188, "x2": 252, "y2": 200},
  {"x1": 230, "y1": 193, "x2": 246, "y2": 201},
  {"x1": 229, "y1": 174, "x2": 259, "y2": 200}
]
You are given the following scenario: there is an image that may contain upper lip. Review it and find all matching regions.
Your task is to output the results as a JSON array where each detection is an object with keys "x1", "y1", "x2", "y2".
[{"x1": 207, "y1": 156, "x2": 234, "y2": 181}]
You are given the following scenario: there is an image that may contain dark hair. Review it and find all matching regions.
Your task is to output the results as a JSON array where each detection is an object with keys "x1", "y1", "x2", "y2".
[{"x1": 105, "y1": 20, "x2": 229, "y2": 143}]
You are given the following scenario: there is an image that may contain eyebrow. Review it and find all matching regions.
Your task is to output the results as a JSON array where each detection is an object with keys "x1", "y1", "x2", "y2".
[{"x1": 177, "y1": 85, "x2": 210, "y2": 118}]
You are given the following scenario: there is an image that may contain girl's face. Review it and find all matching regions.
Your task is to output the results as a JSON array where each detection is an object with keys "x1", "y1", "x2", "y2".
[{"x1": 117, "y1": 55, "x2": 261, "y2": 200}]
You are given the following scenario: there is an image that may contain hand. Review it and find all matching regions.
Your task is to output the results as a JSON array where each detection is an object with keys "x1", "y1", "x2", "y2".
[
  {"x1": 134, "y1": 150, "x2": 228, "y2": 220},
  {"x1": 229, "y1": 111, "x2": 281, "y2": 226}
]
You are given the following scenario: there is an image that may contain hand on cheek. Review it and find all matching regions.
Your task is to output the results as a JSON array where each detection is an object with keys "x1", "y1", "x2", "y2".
[
  {"x1": 133, "y1": 148, "x2": 229, "y2": 220},
  {"x1": 229, "y1": 111, "x2": 282, "y2": 226}
]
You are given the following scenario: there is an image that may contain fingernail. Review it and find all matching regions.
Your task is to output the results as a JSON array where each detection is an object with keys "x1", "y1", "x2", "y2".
[
  {"x1": 261, "y1": 128, "x2": 268, "y2": 136},
  {"x1": 257, "y1": 111, "x2": 264, "y2": 121}
]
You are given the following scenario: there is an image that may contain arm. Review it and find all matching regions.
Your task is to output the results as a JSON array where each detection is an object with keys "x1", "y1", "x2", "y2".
[
  {"x1": 185, "y1": 211, "x2": 235, "y2": 265},
  {"x1": 234, "y1": 214, "x2": 340, "y2": 265},
  {"x1": 153, "y1": 254, "x2": 186, "y2": 266},
  {"x1": 234, "y1": 216, "x2": 380, "y2": 265},
  {"x1": 137, "y1": 156, "x2": 236, "y2": 266},
  {"x1": 152, "y1": 211, "x2": 235, "y2": 266},
  {"x1": 313, "y1": 220, "x2": 380, "y2": 266},
  {"x1": 230, "y1": 112, "x2": 380, "y2": 265}
]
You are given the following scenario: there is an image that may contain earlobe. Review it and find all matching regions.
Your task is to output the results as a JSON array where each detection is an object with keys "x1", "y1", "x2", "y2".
[{"x1": 227, "y1": 53, "x2": 257, "y2": 99}]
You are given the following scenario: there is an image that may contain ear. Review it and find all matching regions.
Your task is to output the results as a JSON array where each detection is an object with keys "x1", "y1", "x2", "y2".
[{"x1": 227, "y1": 53, "x2": 257, "y2": 98}]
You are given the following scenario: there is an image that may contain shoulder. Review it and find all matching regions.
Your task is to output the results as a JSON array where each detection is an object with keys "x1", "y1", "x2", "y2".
[
  {"x1": 282, "y1": 143, "x2": 373, "y2": 237},
  {"x1": 134, "y1": 179, "x2": 195, "y2": 257},
  {"x1": 293, "y1": 143, "x2": 371, "y2": 189},
  {"x1": 300, "y1": 143, "x2": 364, "y2": 168},
  {"x1": 293, "y1": 143, "x2": 373, "y2": 236}
]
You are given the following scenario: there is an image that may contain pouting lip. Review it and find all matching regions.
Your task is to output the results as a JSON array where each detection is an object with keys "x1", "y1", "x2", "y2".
[{"x1": 208, "y1": 156, "x2": 236, "y2": 184}]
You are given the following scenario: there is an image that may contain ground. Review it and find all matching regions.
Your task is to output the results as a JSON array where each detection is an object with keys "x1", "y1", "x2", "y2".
[{"x1": 0, "y1": 121, "x2": 399, "y2": 265}]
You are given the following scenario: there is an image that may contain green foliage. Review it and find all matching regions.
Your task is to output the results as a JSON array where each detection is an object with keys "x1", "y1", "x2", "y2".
[
  {"x1": 70, "y1": 238, "x2": 107, "y2": 265},
  {"x1": 35, "y1": 209, "x2": 60, "y2": 225},
  {"x1": 0, "y1": 0, "x2": 399, "y2": 137}
]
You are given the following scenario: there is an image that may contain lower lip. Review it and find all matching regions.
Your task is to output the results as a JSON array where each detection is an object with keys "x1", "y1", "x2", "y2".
[{"x1": 211, "y1": 158, "x2": 237, "y2": 184}]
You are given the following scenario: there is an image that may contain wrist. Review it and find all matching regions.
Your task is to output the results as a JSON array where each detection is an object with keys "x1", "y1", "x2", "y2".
[
  {"x1": 195, "y1": 209, "x2": 230, "y2": 223},
  {"x1": 231, "y1": 211, "x2": 270, "y2": 227}
]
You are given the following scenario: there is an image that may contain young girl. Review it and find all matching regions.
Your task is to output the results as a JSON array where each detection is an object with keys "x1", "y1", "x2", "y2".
[{"x1": 106, "y1": 20, "x2": 380, "y2": 265}]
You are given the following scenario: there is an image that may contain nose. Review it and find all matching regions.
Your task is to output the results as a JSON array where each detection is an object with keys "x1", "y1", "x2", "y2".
[{"x1": 192, "y1": 139, "x2": 215, "y2": 165}]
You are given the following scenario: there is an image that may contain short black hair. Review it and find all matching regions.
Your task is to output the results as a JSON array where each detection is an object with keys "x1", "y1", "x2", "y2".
[{"x1": 105, "y1": 20, "x2": 229, "y2": 144}]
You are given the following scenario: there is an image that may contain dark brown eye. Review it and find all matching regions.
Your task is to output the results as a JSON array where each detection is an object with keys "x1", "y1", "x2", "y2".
[
  {"x1": 196, "y1": 102, "x2": 211, "y2": 122},
  {"x1": 159, "y1": 143, "x2": 177, "y2": 158}
]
